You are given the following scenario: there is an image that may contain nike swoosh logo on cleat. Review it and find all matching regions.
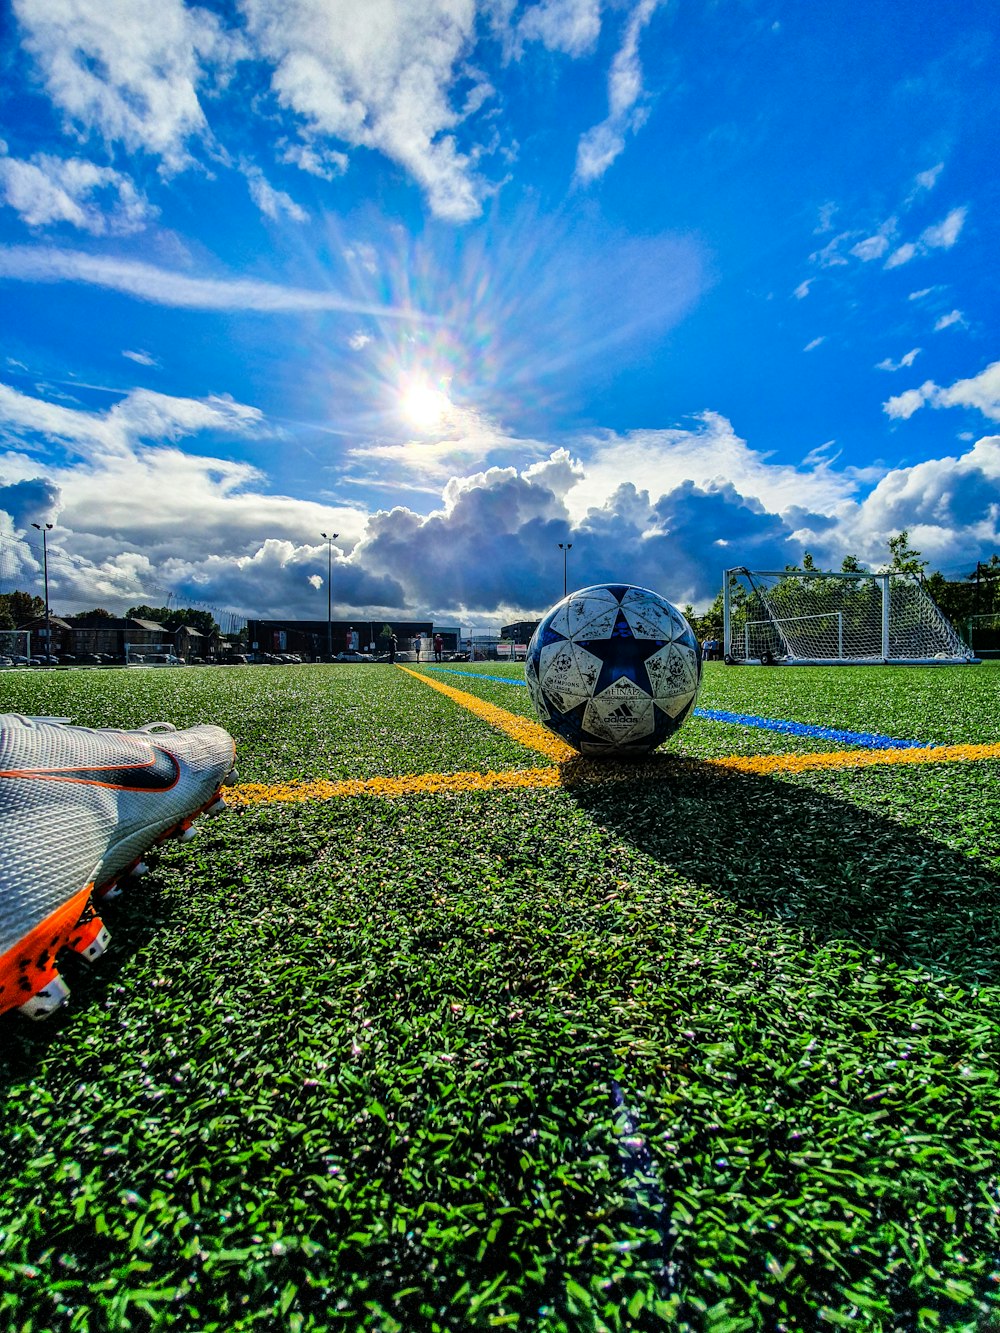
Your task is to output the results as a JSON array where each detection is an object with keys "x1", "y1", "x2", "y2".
[{"x1": 0, "y1": 746, "x2": 182, "y2": 791}]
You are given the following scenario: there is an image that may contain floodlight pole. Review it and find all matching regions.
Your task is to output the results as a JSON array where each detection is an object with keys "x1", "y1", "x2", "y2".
[
  {"x1": 321, "y1": 531, "x2": 338, "y2": 660},
  {"x1": 558, "y1": 542, "x2": 573, "y2": 598},
  {"x1": 31, "y1": 522, "x2": 53, "y2": 658}
]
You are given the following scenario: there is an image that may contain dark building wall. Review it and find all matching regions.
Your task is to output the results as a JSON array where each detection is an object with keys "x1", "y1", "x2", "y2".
[
  {"x1": 248, "y1": 619, "x2": 433, "y2": 657},
  {"x1": 501, "y1": 619, "x2": 540, "y2": 641}
]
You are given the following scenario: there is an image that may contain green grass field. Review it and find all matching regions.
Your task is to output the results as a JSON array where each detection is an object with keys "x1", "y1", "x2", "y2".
[{"x1": 1, "y1": 662, "x2": 999, "y2": 1332}]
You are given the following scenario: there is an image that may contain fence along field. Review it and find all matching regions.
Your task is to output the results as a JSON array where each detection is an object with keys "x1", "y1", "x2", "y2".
[{"x1": 1, "y1": 660, "x2": 999, "y2": 1331}]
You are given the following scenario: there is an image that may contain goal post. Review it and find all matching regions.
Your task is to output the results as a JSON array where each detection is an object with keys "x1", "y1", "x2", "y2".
[
  {"x1": 722, "y1": 568, "x2": 977, "y2": 665},
  {"x1": 0, "y1": 629, "x2": 30, "y2": 663}
]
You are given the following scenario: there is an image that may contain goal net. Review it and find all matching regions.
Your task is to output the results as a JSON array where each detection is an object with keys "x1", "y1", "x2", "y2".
[
  {"x1": 0, "y1": 629, "x2": 30, "y2": 663},
  {"x1": 723, "y1": 568, "x2": 975, "y2": 665},
  {"x1": 125, "y1": 641, "x2": 180, "y2": 666}
]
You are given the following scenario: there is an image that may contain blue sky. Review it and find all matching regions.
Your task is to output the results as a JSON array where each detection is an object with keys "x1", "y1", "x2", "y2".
[{"x1": 0, "y1": 0, "x2": 997, "y2": 632}]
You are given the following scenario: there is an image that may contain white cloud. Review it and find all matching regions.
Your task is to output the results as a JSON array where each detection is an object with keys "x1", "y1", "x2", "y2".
[
  {"x1": 849, "y1": 219, "x2": 896, "y2": 262},
  {"x1": 884, "y1": 242, "x2": 917, "y2": 269},
  {"x1": 575, "y1": 0, "x2": 661, "y2": 185},
  {"x1": 0, "y1": 245, "x2": 425, "y2": 316},
  {"x1": 242, "y1": 164, "x2": 308, "y2": 222},
  {"x1": 804, "y1": 337, "x2": 825, "y2": 352},
  {"x1": 876, "y1": 348, "x2": 921, "y2": 372},
  {"x1": 13, "y1": 0, "x2": 245, "y2": 172},
  {"x1": 279, "y1": 140, "x2": 349, "y2": 180},
  {"x1": 921, "y1": 206, "x2": 966, "y2": 250},
  {"x1": 0, "y1": 380, "x2": 265, "y2": 459},
  {"x1": 884, "y1": 361, "x2": 1000, "y2": 423},
  {"x1": 3, "y1": 378, "x2": 999, "y2": 620},
  {"x1": 122, "y1": 349, "x2": 158, "y2": 367},
  {"x1": 518, "y1": 0, "x2": 601, "y2": 56},
  {"x1": 0, "y1": 148, "x2": 155, "y2": 233},
  {"x1": 793, "y1": 279, "x2": 812, "y2": 299},
  {"x1": 347, "y1": 330, "x2": 372, "y2": 350},
  {"x1": 885, "y1": 206, "x2": 967, "y2": 268},
  {"x1": 240, "y1": 0, "x2": 492, "y2": 222},
  {"x1": 934, "y1": 309, "x2": 965, "y2": 332},
  {"x1": 913, "y1": 163, "x2": 943, "y2": 193}
]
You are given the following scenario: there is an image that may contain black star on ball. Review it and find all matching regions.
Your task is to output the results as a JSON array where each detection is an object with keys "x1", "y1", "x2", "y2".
[{"x1": 575, "y1": 610, "x2": 667, "y2": 697}]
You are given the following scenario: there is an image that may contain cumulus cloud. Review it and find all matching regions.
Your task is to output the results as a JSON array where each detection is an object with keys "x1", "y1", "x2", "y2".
[
  {"x1": 934, "y1": 309, "x2": 965, "y2": 332},
  {"x1": 13, "y1": 0, "x2": 244, "y2": 172},
  {"x1": 883, "y1": 361, "x2": 1000, "y2": 423},
  {"x1": 574, "y1": 0, "x2": 660, "y2": 184},
  {"x1": 0, "y1": 147, "x2": 155, "y2": 233},
  {"x1": 240, "y1": 0, "x2": 492, "y2": 222},
  {"x1": 2, "y1": 377, "x2": 999, "y2": 623}
]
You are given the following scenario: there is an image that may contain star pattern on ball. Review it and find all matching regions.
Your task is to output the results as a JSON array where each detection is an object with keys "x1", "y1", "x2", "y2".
[{"x1": 574, "y1": 611, "x2": 667, "y2": 698}]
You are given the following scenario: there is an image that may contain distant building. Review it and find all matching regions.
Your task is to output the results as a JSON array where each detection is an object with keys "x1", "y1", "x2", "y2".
[
  {"x1": 20, "y1": 615, "x2": 169, "y2": 661},
  {"x1": 17, "y1": 615, "x2": 74, "y2": 657},
  {"x1": 247, "y1": 618, "x2": 440, "y2": 659},
  {"x1": 501, "y1": 619, "x2": 540, "y2": 642}
]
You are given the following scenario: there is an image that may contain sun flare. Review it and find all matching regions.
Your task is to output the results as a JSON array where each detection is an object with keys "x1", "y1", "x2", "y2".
[{"x1": 401, "y1": 380, "x2": 452, "y2": 433}]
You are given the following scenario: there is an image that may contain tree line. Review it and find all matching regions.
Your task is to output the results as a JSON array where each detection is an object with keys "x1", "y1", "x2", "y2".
[{"x1": 0, "y1": 594, "x2": 222, "y2": 637}]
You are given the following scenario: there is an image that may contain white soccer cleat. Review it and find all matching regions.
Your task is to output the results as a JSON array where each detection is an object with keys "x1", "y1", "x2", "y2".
[{"x1": 0, "y1": 714, "x2": 236, "y2": 1019}]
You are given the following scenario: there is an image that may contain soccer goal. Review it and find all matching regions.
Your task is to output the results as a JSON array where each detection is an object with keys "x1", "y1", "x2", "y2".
[
  {"x1": 0, "y1": 629, "x2": 30, "y2": 664},
  {"x1": 723, "y1": 568, "x2": 977, "y2": 665},
  {"x1": 125, "y1": 641, "x2": 181, "y2": 666}
]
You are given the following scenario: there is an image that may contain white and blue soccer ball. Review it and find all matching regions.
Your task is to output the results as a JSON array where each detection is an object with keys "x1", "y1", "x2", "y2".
[{"x1": 525, "y1": 583, "x2": 702, "y2": 757}]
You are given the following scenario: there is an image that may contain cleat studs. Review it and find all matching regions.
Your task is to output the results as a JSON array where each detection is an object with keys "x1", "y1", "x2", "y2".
[
  {"x1": 97, "y1": 882, "x2": 123, "y2": 902},
  {"x1": 178, "y1": 825, "x2": 197, "y2": 842},
  {"x1": 69, "y1": 918, "x2": 112, "y2": 963},
  {"x1": 130, "y1": 860, "x2": 149, "y2": 878},
  {"x1": 18, "y1": 973, "x2": 71, "y2": 1020},
  {"x1": 223, "y1": 767, "x2": 238, "y2": 787},
  {"x1": 203, "y1": 796, "x2": 227, "y2": 817}
]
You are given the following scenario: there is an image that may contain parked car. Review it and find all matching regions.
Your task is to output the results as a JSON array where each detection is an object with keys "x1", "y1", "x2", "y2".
[{"x1": 29, "y1": 654, "x2": 60, "y2": 666}]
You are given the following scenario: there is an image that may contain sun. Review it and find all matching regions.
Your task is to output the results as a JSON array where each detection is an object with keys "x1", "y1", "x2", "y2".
[{"x1": 401, "y1": 379, "x2": 452, "y2": 433}]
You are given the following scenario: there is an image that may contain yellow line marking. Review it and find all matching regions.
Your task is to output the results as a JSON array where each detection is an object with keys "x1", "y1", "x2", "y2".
[
  {"x1": 226, "y1": 669, "x2": 1000, "y2": 807},
  {"x1": 396, "y1": 664, "x2": 575, "y2": 762},
  {"x1": 712, "y1": 740, "x2": 1000, "y2": 776},
  {"x1": 231, "y1": 767, "x2": 560, "y2": 806}
]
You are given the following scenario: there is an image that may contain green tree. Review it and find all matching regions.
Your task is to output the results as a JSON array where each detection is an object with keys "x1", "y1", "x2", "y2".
[
  {"x1": 1, "y1": 591, "x2": 45, "y2": 625},
  {"x1": 802, "y1": 551, "x2": 816, "y2": 570},
  {"x1": 884, "y1": 530, "x2": 927, "y2": 575},
  {"x1": 840, "y1": 554, "x2": 863, "y2": 572},
  {"x1": 126, "y1": 604, "x2": 172, "y2": 623},
  {"x1": 69, "y1": 607, "x2": 115, "y2": 620}
]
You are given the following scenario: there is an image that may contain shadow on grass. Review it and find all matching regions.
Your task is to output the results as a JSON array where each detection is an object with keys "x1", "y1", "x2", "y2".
[
  {"x1": 0, "y1": 879, "x2": 171, "y2": 1084},
  {"x1": 563, "y1": 753, "x2": 1000, "y2": 985}
]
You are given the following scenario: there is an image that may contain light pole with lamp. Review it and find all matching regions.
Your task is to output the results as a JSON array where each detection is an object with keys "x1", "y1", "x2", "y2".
[
  {"x1": 558, "y1": 541, "x2": 573, "y2": 599},
  {"x1": 31, "y1": 522, "x2": 53, "y2": 660},
  {"x1": 321, "y1": 531, "x2": 338, "y2": 660}
]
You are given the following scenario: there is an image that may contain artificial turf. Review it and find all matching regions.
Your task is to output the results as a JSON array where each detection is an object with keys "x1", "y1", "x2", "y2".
[{"x1": 1, "y1": 662, "x2": 998, "y2": 1331}]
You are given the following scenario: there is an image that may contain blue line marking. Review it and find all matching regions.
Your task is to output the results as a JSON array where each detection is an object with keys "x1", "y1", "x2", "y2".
[
  {"x1": 427, "y1": 666, "x2": 924, "y2": 750},
  {"x1": 692, "y1": 707, "x2": 924, "y2": 749}
]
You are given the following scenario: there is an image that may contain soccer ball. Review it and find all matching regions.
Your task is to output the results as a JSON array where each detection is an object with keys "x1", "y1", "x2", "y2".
[{"x1": 525, "y1": 583, "x2": 702, "y2": 757}]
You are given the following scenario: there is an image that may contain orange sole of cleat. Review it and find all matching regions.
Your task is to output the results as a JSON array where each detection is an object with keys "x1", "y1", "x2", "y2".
[{"x1": 0, "y1": 883, "x2": 92, "y2": 1018}]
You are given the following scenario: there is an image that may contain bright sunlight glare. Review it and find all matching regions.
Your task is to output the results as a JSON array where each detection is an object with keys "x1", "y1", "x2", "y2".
[{"x1": 401, "y1": 380, "x2": 452, "y2": 433}]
